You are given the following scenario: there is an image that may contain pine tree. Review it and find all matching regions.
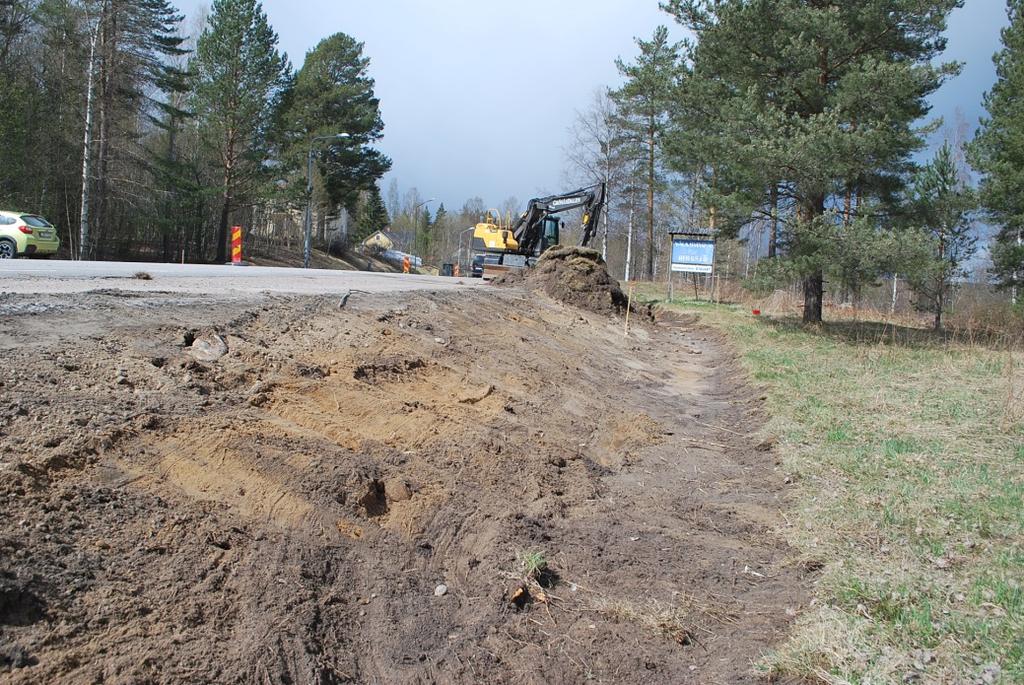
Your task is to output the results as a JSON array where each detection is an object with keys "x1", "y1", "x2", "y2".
[
  {"x1": 610, "y1": 26, "x2": 680, "y2": 280},
  {"x1": 908, "y1": 142, "x2": 978, "y2": 330},
  {"x1": 970, "y1": 0, "x2": 1024, "y2": 298},
  {"x1": 352, "y1": 183, "x2": 389, "y2": 242},
  {"x1": 191, "y1": 0, "x2": 290, "y2": 263},
  {"x1": 285, "y1": 32, "x2": 391, "y2": 213},
  {"x1": 665, "y1": 0, "x2": 962, "y2": 322},
  {"x1": 416, "y1": 205, "x2": 432, "y2": 260}
]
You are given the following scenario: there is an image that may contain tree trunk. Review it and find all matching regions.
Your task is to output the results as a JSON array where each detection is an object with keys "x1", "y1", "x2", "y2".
[
  {"x1": 94, "y1": 0, "x2": 116, "y2": 260},
  {"x1": 216, "y1": 193, "x2": 230, "y2": 264},
  {"x1": 625, "y1": 184, "x2": 635, "y2": 282},
  {"x1": 78, "y1": 20, "x2": 99, "y2": 260},
  {"x1": 803, "y1": 271, "x2": 823, "y2": 324},
  {"x1": 646, "y1": 121, "x2": 655, "y2": 280},
  {"x1": 801, "y1": 194, "x2": 826, "y2": 323},
  {"x1": 890, "y1": 274, "x2": 898, "y2": 316},
  {"x1": 1014, "y1": 229, "x2": 1021, "y2": 306},
  {"x1": 768, "y1": 184, "x2": 778, "y2": 258},
  {"x1": 602, "y1": 153, "x2": 610, "y2": 262},
  {"x1": 935, "y1": 234, "x2": 946, "y2": 331}
]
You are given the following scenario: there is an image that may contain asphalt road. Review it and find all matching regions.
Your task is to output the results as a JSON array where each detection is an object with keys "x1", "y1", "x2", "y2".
[{"x1": 0, "y1": 259, "x2": 480, "y2": 296}]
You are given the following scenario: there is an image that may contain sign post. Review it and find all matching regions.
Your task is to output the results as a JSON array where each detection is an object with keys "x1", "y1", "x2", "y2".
[
  {"x1": 231, "y1": 226, "x2": 243, "y2": 265},
  {"x1": 668, "y1": 232, "x2": 715, "y2": 302}
]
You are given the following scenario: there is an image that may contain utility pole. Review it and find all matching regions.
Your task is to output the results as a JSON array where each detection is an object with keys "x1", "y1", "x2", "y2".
[{"x1": 304, "y1": 133, "x2": 350, "y2": 269}]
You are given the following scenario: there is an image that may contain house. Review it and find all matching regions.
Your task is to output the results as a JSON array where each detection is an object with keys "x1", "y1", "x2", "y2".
[{"x1": 361, "y1": 230, "x2": 402, "y2": 252}]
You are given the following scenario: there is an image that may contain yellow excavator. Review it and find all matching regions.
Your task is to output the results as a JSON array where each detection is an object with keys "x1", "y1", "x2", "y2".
[{"x1": 469, "y1": 183, "x2": 606, "y2": 279}]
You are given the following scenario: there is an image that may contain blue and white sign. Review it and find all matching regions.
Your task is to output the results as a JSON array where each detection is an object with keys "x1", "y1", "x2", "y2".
[{"x1": 671, "y1": 239, "x2": 715, "y2": 274}]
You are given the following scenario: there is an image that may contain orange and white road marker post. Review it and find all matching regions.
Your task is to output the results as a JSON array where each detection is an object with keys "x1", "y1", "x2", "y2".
[
  {"x1": 403, "y1": 255, "x2": 411, "y2": 274},
  {"x1": 231, "y1": 226, "x2": 243, "y2": 265}
]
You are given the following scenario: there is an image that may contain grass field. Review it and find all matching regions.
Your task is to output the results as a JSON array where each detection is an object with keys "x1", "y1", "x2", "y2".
[{"x1": 657, "y1": 295, "x2": 1023, "y2": 684}]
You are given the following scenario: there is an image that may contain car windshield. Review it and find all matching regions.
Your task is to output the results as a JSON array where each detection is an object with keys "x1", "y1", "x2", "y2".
[{"x1": 21, "y1": 215, "x2": 52, "y2": 228}]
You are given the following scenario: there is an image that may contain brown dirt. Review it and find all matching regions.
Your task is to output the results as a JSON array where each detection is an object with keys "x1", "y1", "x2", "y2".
[
  {"x1": 0, "y1": 288, "x2": 811, "y2": 684},
  {"x1": 492, "y1": 246, "x2": 633, "y2": 316}
]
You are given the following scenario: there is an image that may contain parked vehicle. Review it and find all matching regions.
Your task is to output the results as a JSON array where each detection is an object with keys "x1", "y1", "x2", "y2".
[{"x1": 0, "y1": 211, "x2": 61, "y2": 259}]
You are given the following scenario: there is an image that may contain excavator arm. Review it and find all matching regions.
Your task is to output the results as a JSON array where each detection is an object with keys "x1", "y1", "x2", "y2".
[{"x1": 511, "y1": 183, "x2": 606, "y2": 255}]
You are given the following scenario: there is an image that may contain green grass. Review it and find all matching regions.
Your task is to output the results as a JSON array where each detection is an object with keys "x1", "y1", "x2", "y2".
[
  {"x1": 655, "y1": 295, "x2": 1024, "y2": 684},
  {"x1": 518, "y1": 549, "x2": 548, "y2": 580}
]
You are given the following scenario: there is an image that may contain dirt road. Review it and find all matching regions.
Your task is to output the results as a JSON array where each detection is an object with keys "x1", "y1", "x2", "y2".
[{"x1": 0, "y1": 285, "x2": 809, "y2": 683}]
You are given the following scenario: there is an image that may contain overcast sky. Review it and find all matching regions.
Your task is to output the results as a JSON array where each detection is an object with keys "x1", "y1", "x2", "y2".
[{"x1": 177, "y1": 0, "x2": 1009, "y2": 213}]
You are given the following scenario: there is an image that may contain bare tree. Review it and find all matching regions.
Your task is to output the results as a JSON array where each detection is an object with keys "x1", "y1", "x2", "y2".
[
  {"x1": 564, "y1": 90, "x2": 632, "y2": 261},
  {"x1": 498, "y1": 195, "x2": 520, "y2": 224}
]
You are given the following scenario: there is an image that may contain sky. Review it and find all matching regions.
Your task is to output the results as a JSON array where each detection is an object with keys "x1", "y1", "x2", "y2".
[{"x1": 177, "y1": 0, "x2": 1010, "y2": 213}]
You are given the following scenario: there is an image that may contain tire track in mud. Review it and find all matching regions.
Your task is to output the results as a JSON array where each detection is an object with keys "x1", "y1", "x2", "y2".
[{"x1": 0, "y1": 289, "x2": 811, "y2": 684}]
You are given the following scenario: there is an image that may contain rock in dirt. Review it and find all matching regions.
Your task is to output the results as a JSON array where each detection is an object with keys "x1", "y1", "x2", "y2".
[
  {"x1": 434, "y1": 584, "x2": 448, "y2": 597},
  {"x1": 0, "y1": 641, "x2": 37, "y2": 669},
  {"x1": 189, "y1": 333, "x2": 228, "y2": 362},
  {"x1": 492, "y1": 246, "x2": 631, "y2": 316},
  {"x1": 386, "y1": 478, "x2": 412, "y2": 502}
]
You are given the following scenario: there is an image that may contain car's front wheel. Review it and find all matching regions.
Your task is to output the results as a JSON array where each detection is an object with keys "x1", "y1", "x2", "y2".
[{"x1": 0, "y1": 239, "x2": 16, "y2": 259}]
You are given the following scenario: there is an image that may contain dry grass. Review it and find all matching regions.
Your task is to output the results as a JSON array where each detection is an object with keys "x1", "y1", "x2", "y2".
[
  {"x1": 650, "y1": 291, "x2": 1023, "y2": 684},
  {"x1": 592, "y1": 597, "x2": 694, "y2": 645},
  {"x1": 590, "y1": 592, "x2": 740, "y2": 648}
]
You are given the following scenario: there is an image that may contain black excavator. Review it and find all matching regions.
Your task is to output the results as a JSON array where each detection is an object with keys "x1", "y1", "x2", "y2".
[{"x1": 469, "y1": 183, "x2": 606, "y2": 278}]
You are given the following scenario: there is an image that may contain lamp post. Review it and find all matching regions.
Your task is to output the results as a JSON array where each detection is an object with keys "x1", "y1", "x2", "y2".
[
  {"x1": 458, "y1": 225, "x2": 475, "y2": 273},
  {"x1": 412, "y1": 198, "x2": 435, "y2": 260},
  {"x1": 304, "y1": 132, "x2": 350, "y2": 269}
]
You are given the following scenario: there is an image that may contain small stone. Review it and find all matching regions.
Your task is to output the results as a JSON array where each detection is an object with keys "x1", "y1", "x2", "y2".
[
  {"x1": 979, "y1": 663, "x2": 1001, "y2": 684},
  {"x1": 386, "y1": 479, "x2": 412, "y2": 502},
  {"x1": 190, "y1": 334, "x2": 228, "y2": 362},
  {"x1": 434, "y1": 584, "x2": 448, "y2": 597}
]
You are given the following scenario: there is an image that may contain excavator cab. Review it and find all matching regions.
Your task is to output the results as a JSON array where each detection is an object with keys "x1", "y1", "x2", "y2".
[{"x1": 540, "y1": 217, "x2": 561, "y2": 254}]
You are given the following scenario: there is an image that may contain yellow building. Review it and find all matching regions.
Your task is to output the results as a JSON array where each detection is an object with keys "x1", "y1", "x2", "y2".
[{"x1": 361, "y1": 230, "x2": 401, "y2": 252}]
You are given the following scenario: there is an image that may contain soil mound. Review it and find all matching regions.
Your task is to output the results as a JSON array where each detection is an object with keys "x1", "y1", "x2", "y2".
[
  {"x1": 493, "y1": 246, "x2": 628, "y2": 315},
  {"x1": 0, "y1": 289, "x2": 805, "y2": 684}
]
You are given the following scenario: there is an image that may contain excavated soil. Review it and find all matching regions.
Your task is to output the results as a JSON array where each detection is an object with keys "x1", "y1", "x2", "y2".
[
  {"x1": 492, "y1": 247, "x2": 632, "y2": 316},
  {"x1": 0, "y1": 287, "x2": 811, "y2": 684}
]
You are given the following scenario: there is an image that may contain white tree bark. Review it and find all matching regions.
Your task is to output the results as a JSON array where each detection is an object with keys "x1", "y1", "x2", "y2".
[
  {"x1": 602, "y1": 153, "x2": 610, "y2": 261},
  {"x1": 78, "y1": 17, "x2": 100, "y2": 260},
  {"x1": 624, "y1": 185, "x2": 635, "y2": 282},
  {"x1": 891, "y1": 273, "x2": 899, "y2": 315}
]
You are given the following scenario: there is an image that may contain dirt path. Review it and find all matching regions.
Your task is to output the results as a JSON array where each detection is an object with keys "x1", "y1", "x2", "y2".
[{"x1": 0, "y1": 287, "x2": 810, "y2": 684}]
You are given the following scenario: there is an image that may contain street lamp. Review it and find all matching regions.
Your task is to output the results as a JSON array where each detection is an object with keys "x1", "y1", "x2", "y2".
[
  {"x1": 304, "y1": 132, "x2": 350, "y2": 269},
  {"x1": 458, "y1": 225, "x2": 475, "y2": 273},
  {"x1": 412, "y1": 198, "x2": 435, "y2": 261}
]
